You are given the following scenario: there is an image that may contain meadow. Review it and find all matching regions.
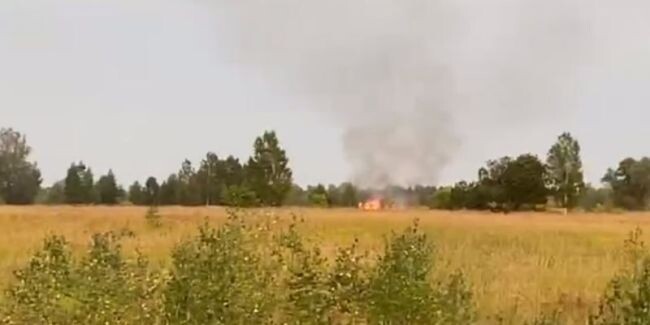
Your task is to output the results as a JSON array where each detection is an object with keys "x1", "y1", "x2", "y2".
[{"x1": 0, "y1": 206, "x2": 648, "y2": 324}]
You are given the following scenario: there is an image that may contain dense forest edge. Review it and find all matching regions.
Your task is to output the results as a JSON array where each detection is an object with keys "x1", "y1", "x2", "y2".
[{"x1": 0, "y1": 127, "x2": 647, "y2": 212}]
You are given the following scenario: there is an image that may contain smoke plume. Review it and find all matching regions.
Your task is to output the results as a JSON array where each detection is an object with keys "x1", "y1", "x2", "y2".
[{"x1": 205, "y1": 0, "x2": 617, "y2": 187}]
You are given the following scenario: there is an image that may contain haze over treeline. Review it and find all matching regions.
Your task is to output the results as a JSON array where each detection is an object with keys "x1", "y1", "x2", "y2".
[
  {"x1": 1, "y1": 0, "x2": 650, "y2": 188},
  {"x1": 208, "y1": 0, "x2": 650, "y2": 188}
]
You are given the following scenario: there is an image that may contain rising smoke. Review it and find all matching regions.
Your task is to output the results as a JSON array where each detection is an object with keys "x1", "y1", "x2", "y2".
[{"x1": 205, "y1": 0, "x2": 628, "y2": 188}]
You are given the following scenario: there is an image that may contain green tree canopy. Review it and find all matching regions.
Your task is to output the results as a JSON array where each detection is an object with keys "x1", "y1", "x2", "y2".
[
  {"x1": 144, "y1": 177, "x2": 160, "y2": 206},
  {"x1": 64, "y1": 162, "x2": 95, "y2": 204},
  {"x1": 96, "y1": 170, "x2": 120, "y2": 205},
  {"x1": 501, "y1": 154, "x2": 548, "y2": 210},
  {"x1": 128, "y1": 181, "x2": 145, "y2": 205},
  {"x1": 339, "y1": 183, "x2": 359, "y2": 207},
  {"x1": 245, "y1": 131, "x2": 293, "y2": 206},
  {"x1": 546, "y1": 132, "x2": 585, "y2": 209},
  {"x1": 0, "y1": 128, "x2": 42, "y2": 204},
  {"x1": 307, "y1": 184, "x2": 329, "y2": 207},
  {"x1": 603, "y1": 157, "x2": 650, "y2": 210}
]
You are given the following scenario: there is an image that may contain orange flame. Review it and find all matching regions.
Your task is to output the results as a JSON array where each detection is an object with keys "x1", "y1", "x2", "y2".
[{"x1": 358, "y1": 198, "x2": 383, "y2": 211}]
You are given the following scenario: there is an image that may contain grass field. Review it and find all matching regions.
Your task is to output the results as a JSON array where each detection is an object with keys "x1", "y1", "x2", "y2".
[{"x1": 0, "y1": 206, "x2": 648, "y2": 323}]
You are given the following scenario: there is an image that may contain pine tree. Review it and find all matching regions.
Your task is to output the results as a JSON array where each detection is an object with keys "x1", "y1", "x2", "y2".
[
  {"x1": 245, "y1": 131, "x2": 293, "y2": 206},
  {"x1": 96, "y1": 170, "x2": 120, "y2": 205}
]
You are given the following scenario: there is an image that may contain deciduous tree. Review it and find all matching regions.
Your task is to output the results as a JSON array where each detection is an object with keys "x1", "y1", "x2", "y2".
[
  {"x1": 546, "y1": 132, "x2": 584, "y2": 210},
  {"x1": 0, "y1": 128, "x2": 42, "y2": 204},
  {"x1": 603, "y1": 158, "x2": 650, "y2": 210},
  {"x1": 501, "y1": 154, "x2": 548, "y2": 210},
  {"x1": 246, "y1": 131, "x2": 293, "y2": 206}
]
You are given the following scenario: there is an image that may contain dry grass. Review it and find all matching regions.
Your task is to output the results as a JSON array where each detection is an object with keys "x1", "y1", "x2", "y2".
[{"x1": 1, "y1": 206, "x2": 649, "y2": 323}]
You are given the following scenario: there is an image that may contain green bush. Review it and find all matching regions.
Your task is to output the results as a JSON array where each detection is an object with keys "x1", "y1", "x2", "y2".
[
  {"x1": 222, "y1": 185, "x2": 259, "y2": 207},
  {"x1": 276, "y1": 222, "x2": 333, "y2": 323},
  {"x1": 2, "y1": 232, "x2": 162, "y2": 325},
  {"x1": 589, "y1": 228, "x2": 650, "y2": 325},
  {"x1": 1, "y1": 213, "x2": 475, "y2": 325},
  {"x1": 2, "y1": 236, "x2": 73, "y2": 324},
  {"x1": 162, "y1": 215, "x2": 277, "y2": 324},
  {"x1": 367, "y1": 220, "x2": 475, "y2": 324}
]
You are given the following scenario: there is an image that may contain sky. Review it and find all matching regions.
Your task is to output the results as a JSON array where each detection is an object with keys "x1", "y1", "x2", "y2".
[{"x1": 1, "y1": 0, "x2": 650, "y2": 188}]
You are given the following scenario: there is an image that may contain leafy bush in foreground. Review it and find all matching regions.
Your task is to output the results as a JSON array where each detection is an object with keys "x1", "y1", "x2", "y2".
[
  {"x1": 1, "y1": 213, "x2": 475, "y2": 324},
  {"x1": 2, "y1": 232, "x2": 162, "y2": 325},
  {"x1": 367, "y1": 220, "x2": 474, "y2": 324},
  {"x1": 163, "y1": 217, "x2": 277, "y2": 324},
  {"x1": 589, "y1": 228, "x2": 650, "y2": 325}
]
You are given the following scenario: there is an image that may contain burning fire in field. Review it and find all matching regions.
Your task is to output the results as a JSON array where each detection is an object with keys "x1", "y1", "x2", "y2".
[{"x1": 358, "y1": 198, "x2": 387, "y2": 211}]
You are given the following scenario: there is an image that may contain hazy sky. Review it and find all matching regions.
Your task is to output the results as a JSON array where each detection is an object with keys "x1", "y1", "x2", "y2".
[{"x1": 1, "y1": 0, "x2": 650, "y2": 187}]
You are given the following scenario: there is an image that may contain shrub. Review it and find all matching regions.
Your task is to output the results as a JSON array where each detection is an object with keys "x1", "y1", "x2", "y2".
[
  {"x1": 367, "y1": 220, "x2": 475, "y2": 324},
  {"x1": 589, "y1": 228, "x2": 650, "y2": 324},
  {"x1": 327, "y1": 239, "x2": 370, "y2": 322},
  {"x1": 222, "y1": 185, "x2": 259, "y2": 207},
  {"x1": 1, "y1": 213, "x2": 476, "y2": 324},
  {"x1": 431, "y1": 187, "x2": 453, "y2": 210},
  {"x1": 1, "y1": 232, "x2": 162, "y2": 325},
  {"x1": 2, "y1": 236, "x2": 73, "y2": 324},
  {"x1": 276, "y1": 222, "x2": 333, "y2": 323},
  {"x1": 162, "y1": 215, "x2": 277, "y2": 324}
]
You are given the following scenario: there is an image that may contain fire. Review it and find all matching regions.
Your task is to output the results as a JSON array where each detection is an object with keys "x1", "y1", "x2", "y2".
[{"x1": 358, "y1": 198, "x2": 384, "y2": 211}]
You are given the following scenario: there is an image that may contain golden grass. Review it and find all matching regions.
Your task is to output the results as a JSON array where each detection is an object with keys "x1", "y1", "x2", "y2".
[{"x1": 1, "y1": 206, "x2": 649, "y2": 323}]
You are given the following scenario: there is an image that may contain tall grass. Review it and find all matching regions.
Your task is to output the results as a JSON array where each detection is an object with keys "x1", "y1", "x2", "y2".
[
  {"x1": 1, "y1": 206, "x2": 650, "y2": 323},
  {"x1": 0, "y1": 211, "x2": 474, "y2": 324}
]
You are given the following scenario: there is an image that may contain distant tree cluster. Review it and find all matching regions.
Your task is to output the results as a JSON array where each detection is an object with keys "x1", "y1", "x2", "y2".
[
  {"x1": 127, "y1": 131, "x2": 292, "y2": 207},
  {"x1": 3, "y1": 125, "x2": 650, "y2": 212},
  {"x1": 433, "y1": 154, "x2": 549, "y2": 212},
  {"x1": 38, "y1": 162, "x2": 125, "y2": 205},
  {"x1": 433, "y1": 133, "x2": 585, "y2": 212},
  {"x1": 602, "y1": 158, "x2": 650, "y2": 210}
]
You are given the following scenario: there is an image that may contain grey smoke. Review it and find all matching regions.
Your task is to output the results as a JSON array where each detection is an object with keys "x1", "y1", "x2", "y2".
[{"x1": 204, "y1": 0, "x2": 636, "y2": 188}]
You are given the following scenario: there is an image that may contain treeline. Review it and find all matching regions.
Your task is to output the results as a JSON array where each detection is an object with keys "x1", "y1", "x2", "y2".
[
  {"x1": 40, "y1": 130, "x2": 293, "y2": 207},
  {"x1": 3, "y1": 126, "x2": 650, "y2": 211},
  {"x1": 0, "y1": 127, "x2": 435, "y2": 208},
  {"x1": 432, "y1": 133, "x2": 650, "y2": 212}
]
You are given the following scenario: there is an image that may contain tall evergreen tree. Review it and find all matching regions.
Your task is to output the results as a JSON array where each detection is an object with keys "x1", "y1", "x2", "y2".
[
  {"x1": 159, "y1": 174, "x2": 181, "y2": 205},
  {"x1": 177, "y1": 160, "x2": 202, "y2": 206},
  {"x1": 339, "y1": 182, "x2": 359, "y2": 207},
  {"x1": 96, "y1": 170, "x2": 120, "y2": 205},
  {"x1": 197, "y1": 153, "x2": 224, "y2": 206},
  {"x1": 144, "y1": 177, "x2": 160, "y2": 206},
  {"x1": 246, "y1": 131, "x2": 293, "y2": 206},
  {"x1": 0, "y1": 128, "x2": 42, "y2": 204},
  {"x1": 128, "y1": 181, "x2": 145, "y2": 205},
  {"x1": 64, "y1": 162, "x2": 94, "y2": 204},
  {"x1": 81, "y1": 167, "x2": 95, "y2": 203}
]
